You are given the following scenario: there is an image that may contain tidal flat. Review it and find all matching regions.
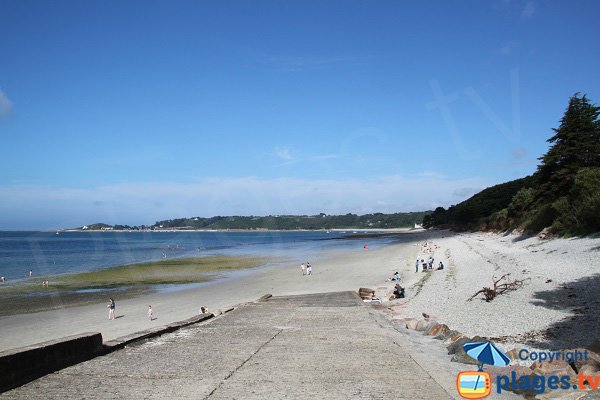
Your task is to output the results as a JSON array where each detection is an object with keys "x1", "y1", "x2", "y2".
[{"x1": 0, "y1": 255, "x2": 268, "y2": 316}]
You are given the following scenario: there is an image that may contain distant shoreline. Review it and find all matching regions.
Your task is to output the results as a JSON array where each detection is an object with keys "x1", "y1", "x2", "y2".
[{"x1": 28, "y1": 227, "x2": 417, "y2": 233}]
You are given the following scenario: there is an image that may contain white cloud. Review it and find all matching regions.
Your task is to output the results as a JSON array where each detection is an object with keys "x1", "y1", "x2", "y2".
[
  {"x1": 0, "y1": 175, "x2": 491, "y2": 229},
  {"x1": 521, "y1": 1, "x2": 535, "y2": 18},
  {"x1": 0, "y1": 89, "x2": 13, "y2": 117},
  {"x1": 274, "y1": 146, "x2": 294, "y2": 161}
]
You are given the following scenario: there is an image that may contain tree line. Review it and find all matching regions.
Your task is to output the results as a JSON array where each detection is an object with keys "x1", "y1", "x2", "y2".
[
  {"x1": 152, "y1": 212, "x2": 429, "y2": 230},
  {"x1": 423, "y1": 93, "x2": 600, "y2": 236},
  {"x1": 81, "y1": 211, "x2": 430, "y2": 231}
]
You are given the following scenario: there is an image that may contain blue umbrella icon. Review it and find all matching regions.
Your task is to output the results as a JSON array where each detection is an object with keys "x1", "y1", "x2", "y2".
[{"x1": 464, "y1": 341, "x2": 511, "y2": 371}]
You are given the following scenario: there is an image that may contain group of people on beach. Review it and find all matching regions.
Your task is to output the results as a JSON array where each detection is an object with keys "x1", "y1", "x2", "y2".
[
  {"x1": 300, "y1": 262, "x2": 313, "y2": 276},
  {"x1": 106, "y1": 298, "x2": 155, "y2": 321},
  {"x1": 416, "y1": 242, "x2": 444, "y2": 273},
  {"x1": 415, "y1": 257, "x2": 444, "y2": 272}
]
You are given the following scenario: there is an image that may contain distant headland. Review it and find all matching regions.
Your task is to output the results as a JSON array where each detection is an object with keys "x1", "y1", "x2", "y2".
[{"x1": 70, "y1": 211, "x2": 430, "y2": 232}]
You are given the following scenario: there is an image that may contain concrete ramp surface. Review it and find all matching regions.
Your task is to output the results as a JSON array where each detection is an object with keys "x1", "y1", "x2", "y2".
[{"x1": 2, "y1": 292, "x2": 452, "y2": 399}]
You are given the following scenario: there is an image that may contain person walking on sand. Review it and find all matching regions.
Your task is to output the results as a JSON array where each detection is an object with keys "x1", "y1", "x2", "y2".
[
  {"x1": 306, "y1": 262, "x2": 312, "y2": 276},
  {"x1": 107, "y1": 298, "x2": 115, "y2": 320},
  {"x1": 415, "y1": 259, "x2": 420, "y2": 273},
  {"x1": 148, "y1": 305, "x2": 153, "y2": 321},
  {"x1": 301, "y1": 263, "x2": 306, "y2": 276}
]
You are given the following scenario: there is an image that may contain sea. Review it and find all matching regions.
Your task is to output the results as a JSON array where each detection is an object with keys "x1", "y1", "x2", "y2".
[{"x1": 0, "y1": 230, "x2": 396, "y2": 283}]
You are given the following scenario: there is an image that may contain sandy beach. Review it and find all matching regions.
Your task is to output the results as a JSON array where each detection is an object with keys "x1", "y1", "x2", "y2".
[
  {"x1": 390, "y1": 230, "x2": 600, "y2": 353},
  {"x1": 0, "y1": 233, "x2": 416, "y2": 351},
  {"x1": 1, "y1": 230, "x2": 598, "y2": 356}
]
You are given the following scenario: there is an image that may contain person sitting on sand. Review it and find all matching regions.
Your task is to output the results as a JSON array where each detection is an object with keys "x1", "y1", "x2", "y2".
[
  {"x1": 391, "y1": 272, "x2": 401, "y2": 281},
  {"x1": 437, "y1": 261, "x2": 444, "y2": 270},
  {"x1": 389, "y1": 284, "x2": 405, "y2": 300},
  {"x1": 394, "y1": 283, "x2": 405, "y2": 298}
]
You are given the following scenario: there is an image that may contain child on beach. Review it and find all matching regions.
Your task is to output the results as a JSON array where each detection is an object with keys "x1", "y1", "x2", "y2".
[
  {"x1": 148, "y1": 305, "x2": 153, "y2": 321},
  {"x1": 301, "y1": 263, "x2": 306, "y2": 275}
]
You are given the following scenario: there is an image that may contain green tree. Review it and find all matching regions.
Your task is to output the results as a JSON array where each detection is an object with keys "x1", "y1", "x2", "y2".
[
  {"x1": 552, "y1": 167, "x2": 600, "y2": 234},
  {"x1": 537, "y1": 93, "x2": 600, "y2": 197}
]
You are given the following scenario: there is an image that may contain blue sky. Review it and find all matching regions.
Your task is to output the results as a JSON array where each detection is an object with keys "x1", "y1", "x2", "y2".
[{"x1": 1, "y1": 0, "x2": 599, "y2": 229}]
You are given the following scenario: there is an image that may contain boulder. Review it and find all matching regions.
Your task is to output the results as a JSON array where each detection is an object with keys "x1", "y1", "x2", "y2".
[
  {"x1": 485, "y1": 365, "x2": 542, "y2": 397},
  {"x1": 425, "y1": 323, "x2": 449, "y2": 337},
  {"x1": 415, "y1": 319, "x2": 436, "y2": 332},
  {"x1": 486, "y1": 364, "x2": 536, "y2": 382},
  {"x1": 538, "y1": 227, "x2": 554, "y2": 240},
  {"x1": 580, "y1": 363, "x2": 600, "y2": 377},
  {"x1": 404, "y1": 319, "x2": 418, "y2": 330},
  {"x1": 506, "y1": 348, "x2": 521, "y2": 362},
  {"x1": 435, "y1": 329, "x2": 460, "y2": 341},
  {"x1": 451, "y1": 352, "x2": 479, "y2": 365},
  {"x1": 443, "y1": 333, "x2": 465, "y2": 347},
  {"x1": 358, "y1": 287, "x2": 375, "y2": 300},
  {"x1": 530, "y1": 359, "x2": 577, "y2": 377},
  {"x1": 540, "y1": 392, "x2": 594, "y2": 400},
  {"x1": 587, "y1": 340, "x2": 600, "y2": 357},
  {"x1": 447, "y1": 335, "x2": 485, "y2": 355},
  {"x1": 421, "y1": 313, "x2": 439, "y2": 321},
  {"x1": 448, "y1": 336, "x2": 486, "y2": 365},
  {"x1": 567, "y1": 347, "x2": 600, "y2": 374}
]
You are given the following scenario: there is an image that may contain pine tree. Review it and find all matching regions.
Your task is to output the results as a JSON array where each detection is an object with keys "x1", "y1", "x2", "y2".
[{"x1": 537, "y1": 93, "x2": 600, "y2": 197}]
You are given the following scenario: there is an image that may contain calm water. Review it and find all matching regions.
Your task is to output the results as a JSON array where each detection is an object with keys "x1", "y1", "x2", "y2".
[{"x1": 0, "y1": 231, "x2": 392, "y2": 282}]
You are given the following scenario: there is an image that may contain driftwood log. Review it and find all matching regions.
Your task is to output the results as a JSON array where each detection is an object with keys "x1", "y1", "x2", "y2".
[{"x1": 468, "y1": 274, "x2": 528, "y2": 302}]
